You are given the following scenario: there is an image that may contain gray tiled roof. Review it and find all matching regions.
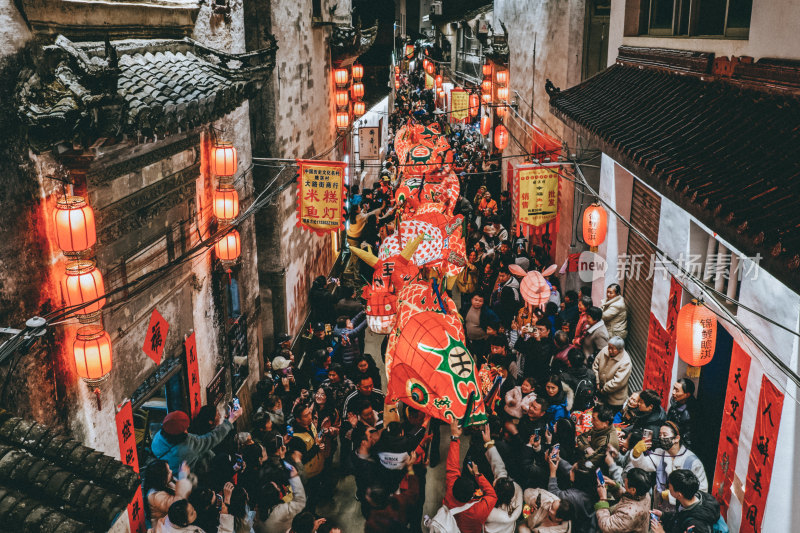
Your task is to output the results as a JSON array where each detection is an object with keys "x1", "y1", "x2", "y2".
[
  {"x1": 0, "y1": 411, "x2": 140, "y2": 532},
  {"x1": 17, "y1": 35, "x2": 278, "y2": 151}
]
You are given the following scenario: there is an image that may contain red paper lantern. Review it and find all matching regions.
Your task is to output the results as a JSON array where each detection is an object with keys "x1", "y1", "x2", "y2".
[
  {"x1": 520, "y1": 270, "x2": 551, "y2": 307},
  {"x1": 435, "y1": 74, "x2": 443, "y2": 87},
  {"x1": 481, "y1": 93, "x2": 492, "y2": 104},
  {"x1": 482, "y1": 63, "x2": 493, "y2": 77},
  {"x1": 353, "y1": 100, "x2": 366, "y2": 117},
  {"x1": 497, "y1": 86, "x2": 509, "y2": 101},
  {"x1": 494, "y1": 124, "x2": 509, "y2": 151},
  {"x1": 215, "y1": 229, "x2": 241, "y2": 261},
  {"x1": 495, "y1": 104, "x2": 507, "y2": 118},
  {"x1": 582, "y1": 203, "x2": 608, "y2": 248},
  {"x1": 336, "y1": 110, "x2": 350, "y2": 131},
  {"x1": 677, "y1": 300, "x2": 717, "y2": 366},
  {"x1": 423, "y1": 58, "x2": 429, "y2": 70},
  {"x1": 212, "y1": 142, "x2": 237, "y2": 177},
  {"x1": 352, "y1": 82, "x2": 365, "y2": 99},
  {"x1": 352, "y1": 63, "x2": 364, "y2": 81},
  {"x1": 64, "y1": 260, "x2": 106, "y2": 319},
  {"x1": 334, "y1": 68, "x2": 349, "y2": 87},
  {"x1": 437, "y1": 88, "x2": 445, "y2": 100},
  {"x1": 73, "y1": 324, "x2": 112, "y2": 382},
  {"x1": 481, "y1": 79, "x2": 492, "y2": 94},
  {"x1": 469, "y1": 94, "x2": 480, "y2": 117},
  {"x1": 53, "y1": 196, "x2": 96, "y2": 255},
  {"x1": 495, "y1": 69, "x2": 508, "y2": 86},
  {"x1": 213, "y1": 187, "x2": 239, "y2": 221},
  {"x1": 335, "y1": 90, "x2": 349, "y2": 108},
  {"x1": 395, "y1": 80, "x2": 401, "y2": 90},
  {"x1": 480, "y1": 115, "x2": 491, "y2": 136},
  {"x1": 425, "y1": 62, "x2": 435, "y2": 75}
]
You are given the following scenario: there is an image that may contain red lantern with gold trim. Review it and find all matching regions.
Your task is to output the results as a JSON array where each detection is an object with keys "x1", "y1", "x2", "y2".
[
  {"x1": 494, "y1": 124, "x2": 509, "y2": 151},
  {"x1": 352, "y1": 63, "x2": 364, "y2": 81},
  {"x1": 480, "y1": 115, "x2": 491, "y2": 136},
  {"x1": 495, "y1": 69, "x2": 508, "y2": 86},
  {"x1": 481, "y1": 93, "x2": 492, "y2": 105},
  {"x1": 334, "y1": 68, "x2": 349, "y2": 87},
  {"x1": 676, "y1": 300, "x2": 717, "y2": 366},
  {"x1": 582, "y1": 203, "x2": 608, "y2": 249},
  {"x1": 215, "y1": 229, "x2": 241, "y2": 261},
  {"x1": 497, "y1": 86, "x2": 509, "y2": 101},
  {"x1": 495, "y1": 104, "x2": 507, "y2": 118},
  {"x1": 213, "y1": 187, "x2": 239, "y2": 221},
  {"x1": 353, "y1": 100, "x2": 366, "y2": 117},
  {"x1": 73, "y1": 324, "x2": 113, "y2": 382},
  {"x1": 212, "y1": 142, "x2": 237, "y2": 177},
  {"x1": 482, "y1": 63, "x2": 492, "y2": 77},
  {"x1": 425, "y1": 61, "x2": 435, "y2": 75},
  {"x1": 469, "y1": 93, "x2": 480, "y2": 117},
  {"x1": 54, "y1": 196, "x2": 96, "y2": 256},
  {"x1": 336, "y1": 110, "x2": 350, "y2": 131},
  {"x1": 352, "y1": 82, "x2": 365, "y2": 99},
  {"x1": 481, "y1": 79, "x2": 492, "y2": 94},
  {"x1": 64, "y1": 260, "x2": 106, "y2": 321},
  {"x1": 335, "y1": 90, "x2": 349, "y2": 108},
  {"x1": 435, "y1": 74, "x2": 443, "y2": 87}
]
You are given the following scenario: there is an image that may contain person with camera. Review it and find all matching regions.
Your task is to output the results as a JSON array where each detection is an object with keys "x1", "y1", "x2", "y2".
[{"x1": 155, "y1": 482, "x2": 236, "y2": 533}]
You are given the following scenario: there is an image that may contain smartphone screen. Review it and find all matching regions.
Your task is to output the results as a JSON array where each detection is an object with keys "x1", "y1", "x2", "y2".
[
  {"x1": 275, "y1": 435, "x2": 283, "y2": 450},
  {"x1": 231, "y1": 397, "x2": 240, "y2": 411},
  {"x1": 282, "y1": 460, "x2": 293, "y2": 471},
  {"x1": 596, "y1": 468, "x2": 605, "y2": 486},
  {"x1": 643, "y1": 429, "x2": 653, "y2": 440}
]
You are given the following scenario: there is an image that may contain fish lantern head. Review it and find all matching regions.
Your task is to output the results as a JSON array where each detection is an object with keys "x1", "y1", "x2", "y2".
[{"x1": 350, "y1": 234, "x2": 424, "y2": 333}]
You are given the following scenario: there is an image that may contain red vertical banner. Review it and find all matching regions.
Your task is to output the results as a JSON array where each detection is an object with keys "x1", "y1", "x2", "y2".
[
  {"x1": 185, "y1": 333, "x2": 202, "y2": 418},
  {"x1": 115, "y1": 399, "x2": 140, "y2": 473},
  {"x1": 127, "y1": 490, "x2": 146, "y2": 533},
  {"x1": 712, "y1": 343, "x2": 751, "y2": 518},
  {"x1": 642, "y1": 313, "x2": 673, "y2": 408},
  {"x1": 740, "y1": 375, "x2": 784, "y2": 533},
  {"x1": 665, "y1": 276, "x2": 682, "y2": 352}
]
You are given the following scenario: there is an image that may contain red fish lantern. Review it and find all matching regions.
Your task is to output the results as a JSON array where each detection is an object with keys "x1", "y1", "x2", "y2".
[
  {"x1": 520, "y1": 270, "x2": 551, "y2": 307},
  {"x1": 677, "y1": 300, "x2": 717, "y2": 366}
]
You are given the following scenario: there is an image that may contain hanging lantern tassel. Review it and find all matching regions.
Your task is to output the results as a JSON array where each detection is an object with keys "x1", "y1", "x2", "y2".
[{"x1": 676, "y1": 299, "x2": 717, "y2": 367}]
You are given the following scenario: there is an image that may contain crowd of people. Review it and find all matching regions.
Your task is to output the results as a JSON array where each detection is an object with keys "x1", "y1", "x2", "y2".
[{"x1": 141, "y1": 63, "x2": 723, "y2": 533}]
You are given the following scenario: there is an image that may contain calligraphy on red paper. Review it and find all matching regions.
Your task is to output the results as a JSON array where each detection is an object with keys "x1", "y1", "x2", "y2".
[
  {"x1": 185, "y1": 333, "x2": 202, "y2": 418},
  {"x1": 143, "y1": 309, "x2": 169, "y2": 365}
]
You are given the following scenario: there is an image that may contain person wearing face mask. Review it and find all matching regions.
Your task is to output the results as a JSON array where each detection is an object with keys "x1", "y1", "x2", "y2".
[{"x1": 629, "y1": 421, "x2": 708, "y2": 511}]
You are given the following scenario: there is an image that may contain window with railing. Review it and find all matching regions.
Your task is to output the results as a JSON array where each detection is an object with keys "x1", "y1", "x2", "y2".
[{"x1": 634, "y1": 0, "x2": 751, "y2": 38}]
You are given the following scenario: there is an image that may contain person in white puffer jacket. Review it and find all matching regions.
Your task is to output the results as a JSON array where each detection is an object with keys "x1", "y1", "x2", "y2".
[
  {"x1": 629, "y1": 421, "x2": 707, "y2": 512},
  {"x1": 480, "y1": 425, "x2": 523, "y2": 533}
]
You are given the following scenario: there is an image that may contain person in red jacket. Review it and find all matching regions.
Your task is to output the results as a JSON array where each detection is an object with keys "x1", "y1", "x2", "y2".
[{"x1": 443, "y1": 419, "x2": 498, "y2": 533}]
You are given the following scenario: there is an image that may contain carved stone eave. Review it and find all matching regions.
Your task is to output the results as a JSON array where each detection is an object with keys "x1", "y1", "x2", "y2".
[
  {"x1": 331, "y1": 20, "x2": 378, "y2": 67},
  {"x1": 17, "y1": 35, "x2": 278, "y2": 152},
  {"x1": 20, "y1": 0, "x2": 200, "y2": 40}
]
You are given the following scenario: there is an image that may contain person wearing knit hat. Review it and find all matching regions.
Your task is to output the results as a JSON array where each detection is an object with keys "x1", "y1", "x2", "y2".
[{"x1": 151, "y1": 406, "x2": 242, "y2": 475}]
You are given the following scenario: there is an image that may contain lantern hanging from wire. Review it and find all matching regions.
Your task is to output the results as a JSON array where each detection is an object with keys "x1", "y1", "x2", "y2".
[
  {"x1": 336, "y1": 110, "x2": 350, "y2": 131},
  {"x1": 335, "y1": 90, "x2": 349, "y2": 108},
  {"x1": 469, "y1": 93, "x2": 480, "y2": 117},
  {"x1": 215, "y1": 229, "x2": 241, "y2": 261},
  {"x1": 352, "y1": 82, "x2": 365, "y2": 99},
  {"x1": 213, "y1": 187, "x2": 239, "y2": 222},
  {"x1": 480, "y1": 115, "x2": 491, "y2": 136},
  {"x1": 481, "y1": 79, "x2": 492, "y2": 94},
  {"x1": 425, "y1": 61, "x2": 435, "y2": 76},
  {"x1": 212, "y1": 141, "x2": 237, "y2": 177},
  {"x1": 497, "y1": 86, "x2": 509, "y2": 101},
  {"x1": 53, "y1": 196, "x2": 96, "y2": 256},
  {"x1": 352, "y1": 63, "x2": 364, "y2": 81},
  {"x1": 422, "y1": 58, "x2": 429, "y2": 71},
  {"x1": 495, "y1": 104, "x2": 507, "y2": 118},
  {"x1": 582, "y1": 203, "x2": 608, "y2": 250},
  {"x1": 64, "y1": 260, "x2": 106, "y2": 322},
  {"x1": 334, "y1": 68, "x2": 349, "y2": 88},
  {"x1": 353, "y1": 100, "x2": 366, "y2": 117},
  {"x1": 435, "y1": 74, "x2": 443, "y2": 88},
  {"x1": 481, "y1": 93, "x2": 492, "y2": 105},
  {"x1": 495, "y1": 69, "x2": 508, "y2": 86},
  {"x1": 494, "y1": 124, "x2": 509, "y2": 151},
  {"x1": 73, "y1": 324, "x2": 113, "y2": 383},
  {"x1": 482, "y1": 63, "x2": 492, "y2": 77},
  {"x1": 676, "y1": 299, "x2": 717, "y2": 366}
]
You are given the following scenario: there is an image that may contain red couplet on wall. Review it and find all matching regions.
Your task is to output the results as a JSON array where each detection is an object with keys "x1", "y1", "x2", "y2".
[
  {"x1": 143, "y1": 309, "x2": 169, "y2": 365},
  {"x1": 712, "y1": 342, "x2": 751, "y2": 519},
  {"x1": 127, "y1": 490, "x2": 146, "y2": 533},
  {"x1": 739, "y1": 375, "x2": 784, "y2": 533},
  {"x1": 115, "y1": 399, "x2": 140, "y2": 473},
  {"x1": 185, "y1": 333, "x2": 202, "y2": 418},
  {"x1": 642, "y1": 313, "x2": 673, "y2": 409}
]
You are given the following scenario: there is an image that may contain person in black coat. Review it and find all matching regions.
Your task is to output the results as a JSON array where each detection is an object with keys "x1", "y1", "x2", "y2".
[
  {"x1": 623, "y1": 389, "x2": 667, "y2": 439},
  {"x1": 653, "y1": 469, "x2": 721, "y2": 533},
  {"x1": 308, "y1": 276, "x2": 338, "y2": 324},
  {"x1": 666, "y1": 378, "x2": 699, "y2": 448},
  {"x1": 516, "y1": 323, "x2": 557, "y2": 384}
]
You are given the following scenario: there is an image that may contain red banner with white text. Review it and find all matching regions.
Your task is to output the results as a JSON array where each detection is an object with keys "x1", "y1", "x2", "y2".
[
  {"x1": 296, "y1": 160, "x2": 347, "y2": 235},
  {"x1": 711, "y1": 342, "x2": 751, "y2": 518},
  {"x1": 642, "y1": 313, "x2": 673, "y2": 409},
  {"x1": 740, "y1": 375, "x2": 784, "y2": 533}
]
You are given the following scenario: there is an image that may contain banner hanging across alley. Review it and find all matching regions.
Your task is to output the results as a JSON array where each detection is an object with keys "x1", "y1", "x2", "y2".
[{"x1": 296, "y1": 159, "x2": 347, "y2": 235}]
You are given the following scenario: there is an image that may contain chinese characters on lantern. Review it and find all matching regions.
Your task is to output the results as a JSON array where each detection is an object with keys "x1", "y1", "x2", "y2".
[{"x1": 296, "y1": 160, "x2": 347, "y2": 234}]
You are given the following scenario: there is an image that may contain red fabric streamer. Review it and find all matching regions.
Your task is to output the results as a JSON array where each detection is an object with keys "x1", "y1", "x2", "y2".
[
  {"x1": 642, "y1": 313, "x2": 674, "y2": 408},
  {"x1": 740, "y1": 375, "x2": 784, "y2": 533},
  {"x1": 711, "y1": 342, "x2": 751, "y2": 518}
]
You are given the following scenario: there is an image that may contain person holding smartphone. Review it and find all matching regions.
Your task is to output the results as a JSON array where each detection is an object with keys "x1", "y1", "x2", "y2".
[{"x1": 594, "y1": 467, "x2": 654, "y2": 533}]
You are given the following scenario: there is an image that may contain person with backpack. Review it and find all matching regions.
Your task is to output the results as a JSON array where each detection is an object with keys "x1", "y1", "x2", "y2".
[
  {"x1": 650, "y1": 469, "x2": 722, "y2": 533},
  {"x1": 592, "y1": 336, "x2": 631, "y2": 413},
  {"x1": 559, "y1": 348, "x2": 596, "y2": 413},
  {"x1": 432, "y1": 418, "x2": 497, "y2": 533}
]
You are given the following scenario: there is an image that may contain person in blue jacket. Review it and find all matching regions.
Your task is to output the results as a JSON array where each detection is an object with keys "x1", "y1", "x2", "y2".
[{"x1": 542, "y1": 374, "x2": 570, "y2": 429}]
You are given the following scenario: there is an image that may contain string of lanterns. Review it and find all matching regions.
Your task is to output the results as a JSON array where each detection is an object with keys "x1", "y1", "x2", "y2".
[
  {"x1": 334, "y1": 62, "x2": 366, "y2": 132},
  {"x1": 211, "y1": 140, "x2": 242, "y2": 262}
]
